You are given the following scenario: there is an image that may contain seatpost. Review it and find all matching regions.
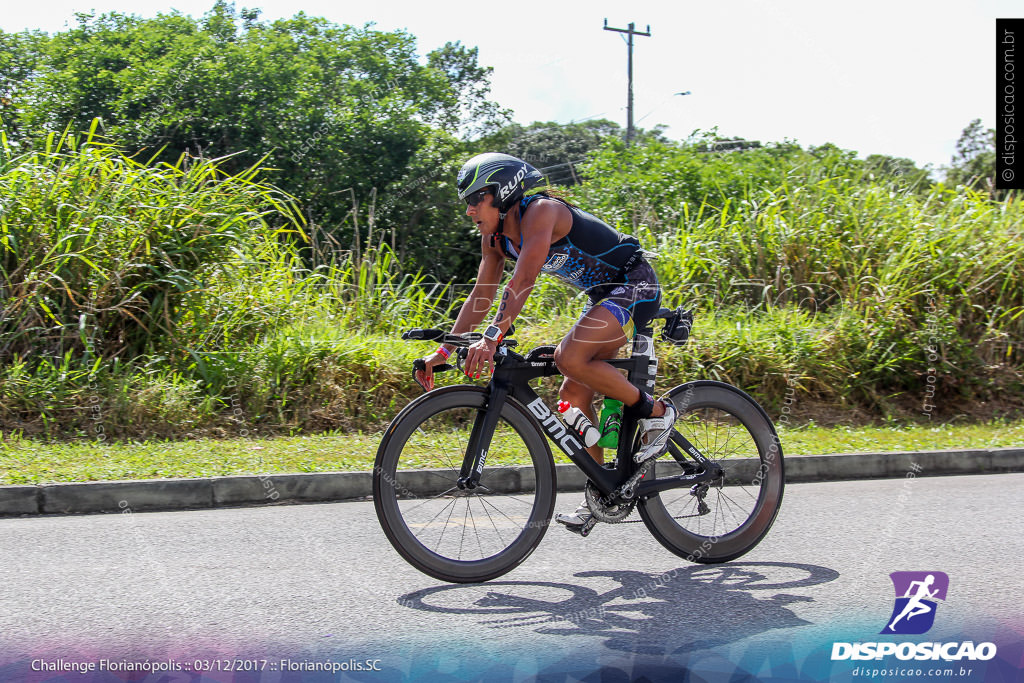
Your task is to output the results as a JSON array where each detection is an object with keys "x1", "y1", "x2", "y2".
[{"x1": 631, "y1": 328, "x2": 657, "y2": 395}]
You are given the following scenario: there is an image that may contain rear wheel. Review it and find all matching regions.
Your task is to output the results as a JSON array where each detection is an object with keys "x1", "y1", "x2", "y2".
[
  {"x1": 638, "y1": 381, "x2": 784, "y2": 563},
  {"x1": 373, "y1": 386, "x2": 556, "y2": 583}
]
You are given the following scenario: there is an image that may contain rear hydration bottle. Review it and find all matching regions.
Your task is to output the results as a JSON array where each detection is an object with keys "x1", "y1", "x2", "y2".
[{"x1": 597, "y1": 398, "x2": 623, "y2": 449}]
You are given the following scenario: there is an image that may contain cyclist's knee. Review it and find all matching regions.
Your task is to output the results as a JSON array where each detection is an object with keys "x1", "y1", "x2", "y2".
[
  {"x1": 554, "y1": 343, "x2": 588, "y2": 377},
  {"x1": 553, "y1": 342, "x2": 573, "y2": 372},
  {"x1": 558, "y1": 381, "x2": 593, "y2": 407}
]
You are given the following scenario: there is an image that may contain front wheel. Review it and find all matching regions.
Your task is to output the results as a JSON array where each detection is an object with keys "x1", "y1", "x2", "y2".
[
  {"x1": 373, "y1": 386, "x2": 556, "y2": 583},
  {"x1": 638, "y1": 381, "x2": 785, "y2": 563}
]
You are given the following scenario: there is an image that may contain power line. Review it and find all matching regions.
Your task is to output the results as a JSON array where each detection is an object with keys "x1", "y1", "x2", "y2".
[
  {"x1": 603, "y1": 18, "x2": 651, "y2": 146},
  {"x1": 636, "y1": 91, "x2": 691, "y2": 125}
]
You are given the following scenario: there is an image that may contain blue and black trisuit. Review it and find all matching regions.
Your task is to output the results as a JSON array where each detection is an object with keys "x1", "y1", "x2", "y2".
[{"x1": 497, "y1": 194, "x2": 661, "y2": 337}]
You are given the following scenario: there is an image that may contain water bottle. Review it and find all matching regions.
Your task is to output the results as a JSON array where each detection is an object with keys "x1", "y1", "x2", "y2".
[
  {"x1": 557, "y1": 401, "x2": 600, "y2": 447},
  {"x1": 597, "y1": 398, "x2": 623, "y2": 449}
]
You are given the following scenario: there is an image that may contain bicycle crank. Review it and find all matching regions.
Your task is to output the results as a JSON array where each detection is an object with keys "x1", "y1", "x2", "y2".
[
  {"x1": 585, "y1": 481, "x2": 637, "y2": 523},
  {"x1": 613, "y1": 459, "x2": 656, "y2": 502},
  {"x1": 564, "y1": 514, "x2": 599, "y2": 537}
]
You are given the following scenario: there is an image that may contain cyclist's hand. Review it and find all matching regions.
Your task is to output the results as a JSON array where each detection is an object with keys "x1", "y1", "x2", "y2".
[
  {"x1": 464, "y1": 338, "x2": 497, "y2": 380},
  {"x1": 415, "y1": 352, "x2": 448, "y2": 392}
]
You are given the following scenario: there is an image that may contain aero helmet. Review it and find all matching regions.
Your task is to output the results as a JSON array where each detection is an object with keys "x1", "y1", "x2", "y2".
[{"x1": 456, "y1": 153, "x2": 546, "y2": 213}]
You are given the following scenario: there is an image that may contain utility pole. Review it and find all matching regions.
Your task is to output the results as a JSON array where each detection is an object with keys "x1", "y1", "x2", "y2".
[{"x1": 603, "y1": 18, "x2": 651, "y2": 146}]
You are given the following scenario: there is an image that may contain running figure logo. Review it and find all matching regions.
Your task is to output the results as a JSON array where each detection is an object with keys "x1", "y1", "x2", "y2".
[{"x1": 881, "y1": 571, "x2": 949, "y2": 635}]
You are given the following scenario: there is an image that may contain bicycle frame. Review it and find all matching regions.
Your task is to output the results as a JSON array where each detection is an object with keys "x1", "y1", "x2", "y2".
[{"x1": 456, "y1": 334, "x2": 724, "y2": 499}]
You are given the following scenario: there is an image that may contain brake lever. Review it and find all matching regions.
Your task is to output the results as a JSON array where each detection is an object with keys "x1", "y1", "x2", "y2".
[{"x1": 412, "y1": 358, "x2": 453, "y2": 393}]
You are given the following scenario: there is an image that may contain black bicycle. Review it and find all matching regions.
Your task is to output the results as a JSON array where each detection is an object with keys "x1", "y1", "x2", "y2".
[{"x1": 372, "y1": 308, "x2": 784, "y2": 583}]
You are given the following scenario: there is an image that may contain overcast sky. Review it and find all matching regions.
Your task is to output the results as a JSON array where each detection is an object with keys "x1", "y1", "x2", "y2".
[{"x1": 2, "y1": 0, "x2": 1014, "y2": 170}]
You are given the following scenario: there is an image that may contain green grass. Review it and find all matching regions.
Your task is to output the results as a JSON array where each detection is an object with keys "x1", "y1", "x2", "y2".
[
  {"x1": 777, "y1": 419, "x2": 1024, "y2": 456},
  {"x1": 3, "y1": 419, "x2": 1023, "y2": 485}
]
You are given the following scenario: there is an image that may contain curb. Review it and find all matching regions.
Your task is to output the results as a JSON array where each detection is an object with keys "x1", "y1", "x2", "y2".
[{"x1": 1, "y1": 448, "x2": 1022, "y2": 517}]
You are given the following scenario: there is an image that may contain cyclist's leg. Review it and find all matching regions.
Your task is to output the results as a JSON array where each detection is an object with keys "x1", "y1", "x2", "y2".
[
  {"x1": 560, "y1": 271, "x2": 674, "y2": 461},
  {"x1": 554, "y1": 292, "x2": 667, "y2": 420},
  {"x1": 557, "y1": 310, "x2": 641, "y2": 444},
  {"x1": 553, "y1": 306, "x2": 633, "y2": 530},
  {"x1": 559, "y1": 373, "x2": 609, "y2": 464},
  {"x1": 555, "y1": 305, "x2": 634, "y2": 406}
]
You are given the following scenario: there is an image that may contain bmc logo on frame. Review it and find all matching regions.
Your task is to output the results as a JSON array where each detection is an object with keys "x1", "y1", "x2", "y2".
[{"x1": 831, "y1": 571, "x2": 997, "y2": 663}]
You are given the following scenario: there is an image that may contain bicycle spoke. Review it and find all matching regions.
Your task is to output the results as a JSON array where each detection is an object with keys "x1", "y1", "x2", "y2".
[
  {"x1": 478, "y1": 491, "x2": 537, "y2": 508},
  {"x1": 434, "y1": 496, "x2": 461, "y2": 553},
  {"x1": 711, "y1": 422, "x2": 744, "y2": 459},
  {"x1": 729, "y1": 482, "x2": 759, "y2": 502},
  {"x1": 414, "y1": 469, "x2": 462, "y2": 486},
  {"x1": 412, "y1": 424, "x2": 462, "y2": 472},
  {"x1": 710, "y1": 409, "x2": 721, "y2": 457},
  {"x1": 713, "y1": 429, "x2": 756, "y2": 460},
  {"x1": 475, "y1": 496, "x2": 505, "y2": 550},
  {"x1": 717, "y1": 485, "x2": 757, "y2": 514},
  {"x1": 713, "y1": 490, "x2": 745, "y2": 530},
  {"x1": 396, "y1": 486, "x2": 461, "y2": 516},
  {"x1": 407, "y1": 495, "x2": 458, "y2": 543},
  {"x1": 458, "y1": 498, "x2": 473, "y2": 560},
  {"x1": 478, "y1": 496, "x2": 528, "y2": 532}
]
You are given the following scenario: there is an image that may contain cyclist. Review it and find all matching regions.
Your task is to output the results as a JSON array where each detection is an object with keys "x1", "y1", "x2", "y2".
[{"x1": 415, "y1": 152, "x2": 676, "y2": 530}]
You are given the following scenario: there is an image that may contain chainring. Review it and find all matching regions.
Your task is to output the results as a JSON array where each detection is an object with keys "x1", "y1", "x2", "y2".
[{"x1": 585, "y1": 481, "x2": 637, "y2": 523}]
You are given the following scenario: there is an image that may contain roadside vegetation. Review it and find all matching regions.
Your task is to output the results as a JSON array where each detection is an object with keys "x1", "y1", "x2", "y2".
[
  {"x1": 2, "y1": 131, "x2": 1020, "y2": 441},
  {"x1": 1, "y1": 4, "x2": 1020, "y2": 464}
]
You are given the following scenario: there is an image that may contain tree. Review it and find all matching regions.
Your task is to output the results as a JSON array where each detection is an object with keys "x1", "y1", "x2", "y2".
[
  {"x1": 946, "y1": 119, "x2": 996, "y2": 193},
  {"x1": 0, "y1": 3, "x2": 504, "y2": 274},
  {"x1": 477, "y1": 119, "x2": 652, "y2": 186},
  {"x1": 0, "y1": 29, "x2": 48, "y2": 142},
  {"x1": 427, "y1": 41, "x2": 511, "y2": 138},
  {"x1": 864, "y1": 154, "x2": 932, "y2": 192}
]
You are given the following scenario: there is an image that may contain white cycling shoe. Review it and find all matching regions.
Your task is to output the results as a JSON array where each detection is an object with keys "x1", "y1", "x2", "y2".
[
  {"x1": 555, "y1": 500, "x2": 592, "y2": 528},
  {"x1": 634, "y1": 401, "x2": 677, "y2": 463}
]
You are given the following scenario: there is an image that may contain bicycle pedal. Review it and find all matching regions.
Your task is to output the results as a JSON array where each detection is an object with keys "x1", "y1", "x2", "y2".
[{"x1": 559, "y1": 516, "x2": 598, "y2": 537}]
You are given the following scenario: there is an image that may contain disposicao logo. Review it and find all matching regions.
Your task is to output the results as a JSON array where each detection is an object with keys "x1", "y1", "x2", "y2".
[
  {"x1": 831, "y1": 571, "x2": 997, "y2": 663},
  {"x1": 882, "y1": 571, "x2": 948, "y2": 635}
]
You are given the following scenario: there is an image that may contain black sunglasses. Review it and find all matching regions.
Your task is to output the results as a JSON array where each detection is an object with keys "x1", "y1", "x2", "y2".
[{"x1": 465, "y1": 188, "x2": 493, "y2": 207}]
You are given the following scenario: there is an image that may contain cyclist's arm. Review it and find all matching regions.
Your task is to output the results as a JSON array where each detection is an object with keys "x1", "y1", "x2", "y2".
[
  {"x1": 447, "y1": 235, "x2": 506, "y2": 340},
  {"x1": 461, "y1": 222, "x2": 550, "y2": 379},
  {"x1": 486, "y1": 203, "x2": 558, "y2": 338},
  {"x1": 417, "y1": 238, "x2": 504, "y2": 390}
]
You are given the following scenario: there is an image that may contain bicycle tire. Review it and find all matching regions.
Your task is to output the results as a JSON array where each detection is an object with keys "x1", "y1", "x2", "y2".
[
  {"x1": 637, "y1": 381, "x2": 785, "y2": 564},
  {"x1": 373, "y1": 386, "x2": 556, "y2": 583}
]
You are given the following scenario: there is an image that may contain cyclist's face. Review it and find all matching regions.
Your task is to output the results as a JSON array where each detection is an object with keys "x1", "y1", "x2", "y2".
[{"x1": 465, "y1": 189, "x2": 498, "y2": 232}]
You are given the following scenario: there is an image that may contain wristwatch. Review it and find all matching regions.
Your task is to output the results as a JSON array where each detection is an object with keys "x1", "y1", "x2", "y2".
[{"x1": 483, "y1": 325, "x2": 503, "y2": 342}]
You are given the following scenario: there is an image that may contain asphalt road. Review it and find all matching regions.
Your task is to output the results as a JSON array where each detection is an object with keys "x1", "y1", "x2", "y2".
[{"x1": 0, "y1": 474, "x2": 1021, "y2": 681}]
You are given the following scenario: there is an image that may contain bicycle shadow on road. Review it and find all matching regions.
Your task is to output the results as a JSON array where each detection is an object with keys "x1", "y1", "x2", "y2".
[{"x1": 398, "y1": 562, "x2": 839, "y2": 657}]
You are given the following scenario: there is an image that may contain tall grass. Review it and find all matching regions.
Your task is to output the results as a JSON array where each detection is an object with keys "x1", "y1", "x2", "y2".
[
  {"x1": 0, "y1": 122, "x2": 305, "y2": 363},
  {"x1": 646, "y1": 177, "x2": 1024, "y2": 404},
  {"x1": 1, "y1": 128, "x2": 1021, "y2": 440},
  {"x1": 523, "y1": 168, "x2": 1024, "y2": 412},
  {"x1": 0, "y1": 127, "x2": 454, "y2": 438}
]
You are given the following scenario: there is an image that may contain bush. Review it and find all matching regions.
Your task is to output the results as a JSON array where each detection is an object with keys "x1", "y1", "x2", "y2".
[
  {"x1": 2, "y1": 127, "x2": 1022, "y2": 440},
  {"x1": 0, "y1": 123, "x2": 304, "y2": 363}
]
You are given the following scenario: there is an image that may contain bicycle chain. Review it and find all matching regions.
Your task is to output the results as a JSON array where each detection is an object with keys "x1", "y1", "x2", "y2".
[
  {"x1": 584, "y1": 481, "x2": 636, "y2": 523},
  {"x1": 581, "y1": 457, "x2": 658, "y2": 524}
]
